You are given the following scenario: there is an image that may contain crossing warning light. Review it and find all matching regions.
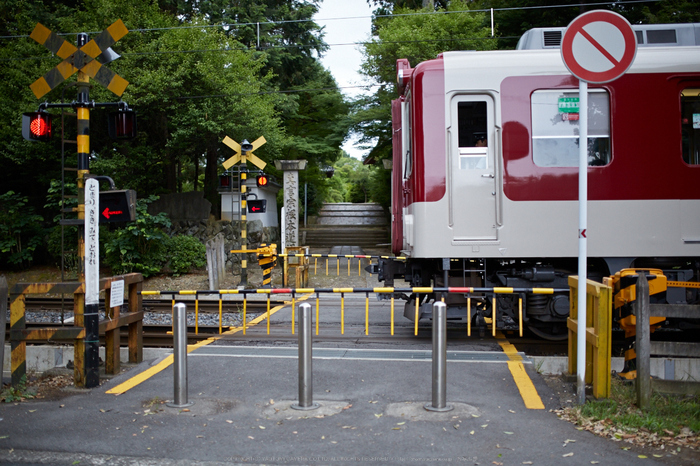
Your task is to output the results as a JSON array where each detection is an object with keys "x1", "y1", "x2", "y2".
[
  {"x1": 108, "y1": 110, "x2": 137, "y2": 139},
  {"x1": 99, "y1": 190, "x2": 137, "y2": 223},
  {"x1": 247, "y1": 199, "x2": 267, "y2": 213},
  {"x1": 22, "y1": 112, "x2": 52, "y2": 141},
  {"x1": 256, "y1": 174, "x2": 269, "y2": 187}
]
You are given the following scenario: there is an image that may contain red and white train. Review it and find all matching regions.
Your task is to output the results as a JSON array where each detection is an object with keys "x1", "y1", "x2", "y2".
[{"x1": 374, "y1": 23, "x2": 700, "y2": 339}]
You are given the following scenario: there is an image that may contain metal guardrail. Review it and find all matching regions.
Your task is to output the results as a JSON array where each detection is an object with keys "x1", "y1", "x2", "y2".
[{"x1": 141, "y1": 285, "x2": 568, "y2": 338}]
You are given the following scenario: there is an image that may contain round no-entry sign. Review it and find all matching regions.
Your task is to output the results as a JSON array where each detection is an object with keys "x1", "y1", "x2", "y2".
[{"x1": 561, "y1": 10, "x2": 637, "y2": 83}]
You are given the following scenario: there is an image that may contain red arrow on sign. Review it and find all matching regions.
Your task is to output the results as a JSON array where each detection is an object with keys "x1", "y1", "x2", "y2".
[{"x1": 102, "y1": 207, "x2": 123, "y2": 219}]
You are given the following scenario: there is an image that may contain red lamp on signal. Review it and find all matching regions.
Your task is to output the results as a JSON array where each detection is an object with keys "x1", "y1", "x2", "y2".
[{"x1": 22, "y1": 111, "x2": 52, "y2": 141}]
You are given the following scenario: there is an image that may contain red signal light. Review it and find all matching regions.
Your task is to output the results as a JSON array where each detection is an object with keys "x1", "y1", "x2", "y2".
[
  {"x1": 256, "y1": 174, "x2": 269, "y2": 187},
  {"x1": 22, "y1": 112, "x2": 52, "y2": 141}
]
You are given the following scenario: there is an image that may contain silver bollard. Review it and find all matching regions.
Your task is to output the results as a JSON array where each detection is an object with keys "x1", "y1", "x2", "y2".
[
  {"x1": 167, "y1": 303, "x2": 193, "y2": 408},
  {"x1": 292, "y1": 303, "x2": 319, "y2": 410},
  {"x1": 425, "y1": 301, "x2": 453, "y2": 412}
]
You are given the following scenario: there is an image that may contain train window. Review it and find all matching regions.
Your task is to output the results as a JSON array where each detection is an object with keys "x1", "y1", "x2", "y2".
[
  {"x1": 681, "y1": 88, "x2": 700, "y2": 165},
  {"x1": 401, "y1": 99, "x2": 412, "y2": 179},
  {"x1": 457, "y1": 101, "x2": 488, "y2": 169},
  {"x1": 531, "y1": 89, "x2": 611, "y2": 167}
]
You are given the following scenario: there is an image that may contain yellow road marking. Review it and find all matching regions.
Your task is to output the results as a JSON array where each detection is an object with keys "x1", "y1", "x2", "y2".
[
  {"x1": 495, "y1": 331, "x2": 545, "y2": 410},
  {"x1": 105, "y1": 295, "x2": 311, "y2": 395}
]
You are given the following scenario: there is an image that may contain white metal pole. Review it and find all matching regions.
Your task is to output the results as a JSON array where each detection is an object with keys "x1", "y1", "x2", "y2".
[{"x1": 576, "y1": 79, "x2": 588, "y2": 405}]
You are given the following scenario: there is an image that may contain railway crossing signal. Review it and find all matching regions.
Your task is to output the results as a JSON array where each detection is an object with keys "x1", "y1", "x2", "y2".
[
  {"x1": 22, "y1": 111, "x2": 52, "y2": 141},
  {"x1": 99, "y1": 190, "x2": 136, "y2": 223},
  {"x1": 247, "y1": 199, "x2": 267, "y2": 213},
  {"x1": 256, "y1": 174, "x2": 269, "y2": 187},
  {"x1": 29, "y1": 20, "x2": 129, "y2": 98},
  {"x1": 222, "y1": 136, "x2": 267, "y2": 170}
]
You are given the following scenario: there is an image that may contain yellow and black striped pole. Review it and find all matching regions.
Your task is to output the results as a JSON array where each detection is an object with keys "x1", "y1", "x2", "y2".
[
  {"x1": 239, "y1": 146, "x2": 248, "y2": 286},
  {"x1": 74, "y1": 32, "x2": 100, "y2": 388}
]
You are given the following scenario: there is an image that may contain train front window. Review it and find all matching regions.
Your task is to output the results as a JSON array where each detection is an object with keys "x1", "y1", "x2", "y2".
[
  {"x1": 531, "y1": 89, "x2": 611, "y2": 167},
  {"x1": 681, "y1": 88, "x2": 700, "y2": 165},
  {"x1": 457, "y1": 101, "x2": 488, "y2": 169}
]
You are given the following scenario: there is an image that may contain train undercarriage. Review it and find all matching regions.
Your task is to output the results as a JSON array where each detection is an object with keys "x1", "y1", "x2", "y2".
[{"x1": 371, "y1": 256, "x2": 700, "y2": 340}]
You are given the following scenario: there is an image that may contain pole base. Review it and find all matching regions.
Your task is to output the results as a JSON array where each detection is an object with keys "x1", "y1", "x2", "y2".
[
  {"x1": 166, "y1": 401, "x2": 194, "y2": 408},
  {"x1": 291, "y1": 402, "x2": 320, "y2": 411},
  {"x1": 424, "y1": 403, "x2": 454, "y2": 412}
]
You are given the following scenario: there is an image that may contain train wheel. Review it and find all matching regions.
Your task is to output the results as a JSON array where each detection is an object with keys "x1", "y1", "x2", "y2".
[{"x1": 527, "y1": 323, "x2": 568, "y2": 341}]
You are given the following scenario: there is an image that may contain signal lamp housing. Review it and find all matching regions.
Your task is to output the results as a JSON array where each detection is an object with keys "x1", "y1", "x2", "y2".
[
  {"x1": 256, "y1": 174, "x2": 269, "y2": 187},
  {"x1": 22, "y1": 112, "x2": 52, "y2": 141},
  {"x1": 108, "y1": 109, "x2": 137, "y2": 139}
]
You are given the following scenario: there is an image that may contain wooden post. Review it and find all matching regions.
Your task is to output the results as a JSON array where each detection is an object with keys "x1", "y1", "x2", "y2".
[
  {"x1": 104, "y1": 280, "x2": 120, "y2": 375},
  {"x1": 635, "y1": 273, "x2": 651, "y2": 409},
  {"x1": 128, "y1": 279, "x2": 143, "y2": 364}
]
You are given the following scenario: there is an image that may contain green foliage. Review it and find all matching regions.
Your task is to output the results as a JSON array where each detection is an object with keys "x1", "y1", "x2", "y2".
[
  {"x1": 44, "y1": 180, "x2": 78, "y2": 270},
  {"x1": 0, "y1": 375, "x2": 35, "y2": 402},
  {"x1": 572, "y1": 378, "x2": 700, "y2": 436},
  {"x1": 353, "y1": 0, "x2": 496, "y2": 193},
  {"x1": 0, "y1": 191, "x2": 44, "y2": 268},
  {"x1": 103, "y1": 195, "x2": 171, "y2": 277},
  {"x1": 165, "y1": 235, "x2": 206, "y2": 276}
]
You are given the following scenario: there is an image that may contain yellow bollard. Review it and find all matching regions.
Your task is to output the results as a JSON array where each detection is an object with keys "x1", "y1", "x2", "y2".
[
  {"x1": 243, "y1": 297, "x2": 247, "y2": 335},
  {"x1": 365, "y1": 293, "x2": 369, "y2": 335},
  {"x1": 390, "y1": 296, "x2": 395, "y2": 336},
  {"x1": 414, "y1": 298, "x2": 419, "y2": 336},
  {"x1": 492, "y1": 296, "x2": 496, "y2": 337},
  {"x1": 467, "y1": 297, "x2": 471, "y2": 337},
  {"x1": 291, "y1": 294, "x2": 296, "y2": 335},
  {"x1": 315, "y1": 294, "x2": 320, "y2": 335},
  {"x1": 195, "y1": 297, "x2": 199, "y2": 334},
  {"x1": 519, "y1": 296, "x2": 523, "y2": 337}
]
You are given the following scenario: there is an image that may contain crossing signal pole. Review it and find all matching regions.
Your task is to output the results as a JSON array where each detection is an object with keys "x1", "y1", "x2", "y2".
[
  {"x1": 222, "y1": 135, "x2": 267, "y2": 287},
  {"x1": 24, "y1": 20, "x2": 134, "y2": 388}
]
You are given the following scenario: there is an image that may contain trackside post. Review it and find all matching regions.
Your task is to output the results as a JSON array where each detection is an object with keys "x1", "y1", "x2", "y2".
[
  {"x1": 425, "y1": 301, "x2": 453, "y2": 412},
  {"x1": 167, "y1": 303, "x2": 193, "y2": 408},
  {"x1": 292, "y1": 303, "x2": 319, "y2": 410}
]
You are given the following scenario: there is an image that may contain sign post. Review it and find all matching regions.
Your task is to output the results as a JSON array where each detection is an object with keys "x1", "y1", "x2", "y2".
[
  {"x1": 561, "y1": 10, "x2": 636, "y2": 405},
  {"x1": 84, "y1": 178, "x2": 100, "y2": 388}
]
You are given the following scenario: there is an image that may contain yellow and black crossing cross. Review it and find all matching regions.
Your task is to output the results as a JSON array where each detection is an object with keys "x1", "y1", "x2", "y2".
[
  {"x1": 222, "y1": 136, "x2": 267, "y2": 170},
  {"x1": 29, "y1": 19, "x2": 129, "y2": 99}
]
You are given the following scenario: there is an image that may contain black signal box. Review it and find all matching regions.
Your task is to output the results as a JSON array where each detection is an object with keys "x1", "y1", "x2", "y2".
[
  {"x1": 99, "y1": 190, "x2": 137, "y2": 223},
  {"x1": 247, "y1": 199, "x2": 267, "y2": 213}
]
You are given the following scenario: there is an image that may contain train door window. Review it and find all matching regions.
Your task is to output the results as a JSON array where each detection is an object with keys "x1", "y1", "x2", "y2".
[
  {"x1": 531, "y1": 89, "x2": 611, "y2": 167},
  {"x1": 457, "y1": 101, "x2": 488, "y2": 169},
  {"x1": 681, "y1": 88, "x2": 700, "y2": 165},
  {"x1": 401, "y1": 99, "x2": 412, "y2": 178}
]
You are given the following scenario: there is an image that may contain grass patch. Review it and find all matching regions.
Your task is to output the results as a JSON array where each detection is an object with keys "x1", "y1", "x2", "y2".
[{"x1": 557, "y1": 378, "x2": 700, "y2": 450}]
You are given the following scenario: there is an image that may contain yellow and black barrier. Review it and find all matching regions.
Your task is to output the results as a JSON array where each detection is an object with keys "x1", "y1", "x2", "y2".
[
  {"x1": 9, "y1": 273, "x2": 144, "y2": 388},
  {"x1": 272, "y1": 253, "x2": 406, "y2": 278},
  {"x1": 141, "y1": 285, "x2": 567, "y2": 339},
  {"x1": 567, "y1": 276, "x2": 613, "y2": 399}
]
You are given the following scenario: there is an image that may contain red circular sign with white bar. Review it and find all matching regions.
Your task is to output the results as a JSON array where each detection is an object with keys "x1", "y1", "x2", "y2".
[{"x1": 561, "y1": 10, "x2": 637, "y2": 83}]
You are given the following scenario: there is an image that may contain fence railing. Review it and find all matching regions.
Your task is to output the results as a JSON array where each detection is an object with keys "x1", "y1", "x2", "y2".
[
  {"x1": 567, "y1": 276, "x2": 613, "y2": 399},
  {"x1": 141, "y1": 285, "x2": 568, "y2": 337}
]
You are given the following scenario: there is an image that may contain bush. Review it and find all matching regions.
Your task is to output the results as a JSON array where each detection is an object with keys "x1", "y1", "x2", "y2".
[
  {"x1": 165, "y1": 235, "x2": 206, "y2": 276},
  {"x1": 0, "y1": 191, "x2": 45, "y2": 269},
  {"x1": 103, "y1": 195, "x2": 171, "y2": 277}
]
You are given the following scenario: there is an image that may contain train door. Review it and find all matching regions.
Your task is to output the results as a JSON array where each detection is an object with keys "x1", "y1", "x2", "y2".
[{"x1": 448, "y1": 95, "x2": 498, "y2": 241}]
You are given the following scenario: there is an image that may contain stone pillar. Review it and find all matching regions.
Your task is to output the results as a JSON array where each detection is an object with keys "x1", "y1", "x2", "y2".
[{"x1": 275, "y1": 160, "x2": 307, "y2": 247}]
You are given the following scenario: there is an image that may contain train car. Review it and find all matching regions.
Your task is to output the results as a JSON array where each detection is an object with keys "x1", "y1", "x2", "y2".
[{"x1": 374, "y1": 23, "x2": 700, "y2": 339}]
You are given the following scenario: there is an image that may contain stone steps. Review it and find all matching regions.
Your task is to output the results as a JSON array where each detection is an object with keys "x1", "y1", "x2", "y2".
[{"x1": 302, "y1": 203, "x2": 389, "y2": 248}]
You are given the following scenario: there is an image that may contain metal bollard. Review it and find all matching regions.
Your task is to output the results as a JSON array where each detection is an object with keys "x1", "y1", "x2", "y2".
[
  {"x1": 425, "y1": 301, "x2": 453, "y2": 412},
  {"x1": 167, "y1": 303, "x2": 193, "y2": 408},
  {"x1": 292, "y1": 303, "x2": 319, "y2": 410}
]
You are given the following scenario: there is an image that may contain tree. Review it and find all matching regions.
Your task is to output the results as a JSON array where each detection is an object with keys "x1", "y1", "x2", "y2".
[{"x1": 353, "y1": 0, "x2": 496, "y2": 165}]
